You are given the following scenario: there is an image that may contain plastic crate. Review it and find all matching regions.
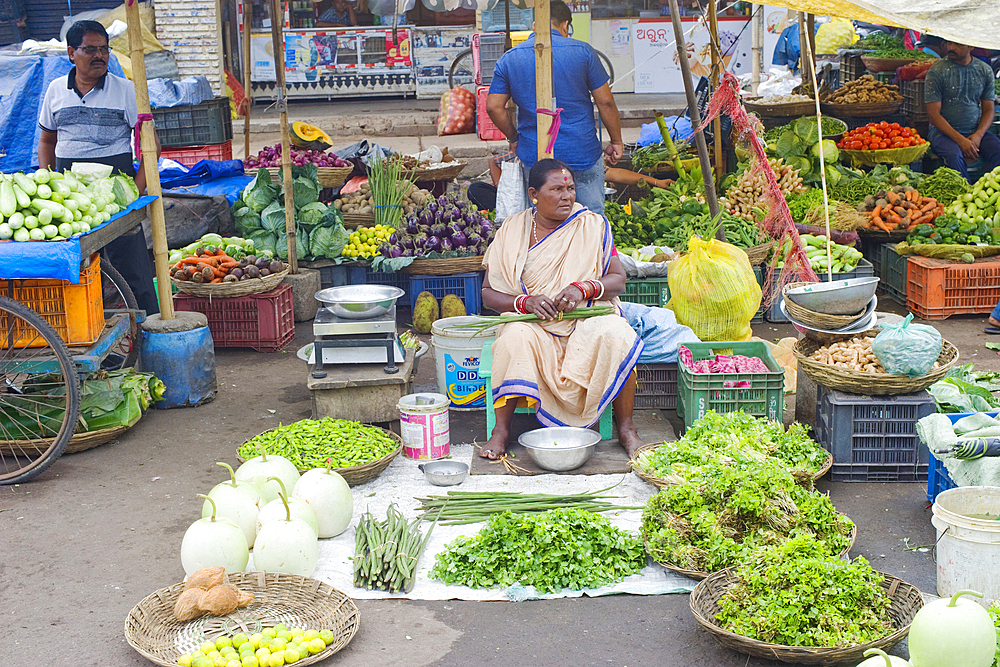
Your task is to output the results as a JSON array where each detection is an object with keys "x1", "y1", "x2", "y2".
[
  {"x1": 476, "y1": 86, "x2": 505, "y2": 141},
  {"x1": 677, "y1": 341, "x2": 784, "y2": 429},
  {"x1": 173, "y1": 283, "x2": 295, "y2": 353},
  {"x1": 317, "y1": 264, "x2": 350, "y2": 290},
  {"x1": 814, "y1": 385, "x2": 933, "y2": 482},
  {"x1": 878, "y1": 243, "x2": 908, "y2": 305},
  {"x1": 0, "y1": 17, "x2": 24, "y2": 45},
  {"x1": 765, "y1": 259, "x2": 874, "y2": 322},
  {"x1": 906, "y1": 255, "x2": 1000, "y2": 320},
  {"x1": 620, "y1": 277, "x2": 671, "y2": 308},
  {"x1": 408, "y1": 272, "x2": 482, "y2": 315},
  {"x1": 901, "y1": 79, "x2": 927, "y2": 120},
  {"x1": 635, "y1": 362, "x2": 678, "y2": 409},
  {"x1": 0, "y1": 253, "x2": 105, "y2": 348},
  {"x1": 927, "y1": 455, "x2": 957, "y2": 503},
  {"x1": 839, "y1": 51, "x2": 865, "y2": 83},
  {"x1": 480, "y1": 3, "x2": 533, "y2": 33},
  {"x1": 871, "y1": 71, "x2": 896, "y2": 85},
  {"x1": 160, "y1": 141, "x2": 233, "y2": 168},
  {"x1": 472, "y1": 32, "x2": 505, "y2": 86},
  {"x1": 152, "y1": 97, "x2": 234, "y2": 148},
  {"x1": 346, "y1": 267, "x2": 409, "y2": 303},
  {"x1": 0, "y1": 0, "x2": 24, "y2": 20}
]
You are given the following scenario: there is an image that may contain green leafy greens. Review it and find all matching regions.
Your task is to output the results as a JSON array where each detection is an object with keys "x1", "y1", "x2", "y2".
[
  {"x1": 929, "y1": 363, "x2": 1000, "y2": 413},
  {"x1": 430, "y1": 508, "x2": 646, "y2": 593}
]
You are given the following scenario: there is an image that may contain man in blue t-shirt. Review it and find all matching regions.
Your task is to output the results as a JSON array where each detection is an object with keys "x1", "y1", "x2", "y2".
[
  {"x1": 924, "y1": 39, "x2": 1000, "y2": 182},
  {"x1": 485, "y1": 0, "x2": 623, "y2": 215}
]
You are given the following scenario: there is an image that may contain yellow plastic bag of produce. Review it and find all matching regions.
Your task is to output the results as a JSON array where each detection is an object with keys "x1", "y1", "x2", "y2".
[
  {"x1": 814, "y1": 18, "x2": 857, "y2": 55},
  {"x1": 667, "y1": 237, "x2": 761, "y2": 342}
]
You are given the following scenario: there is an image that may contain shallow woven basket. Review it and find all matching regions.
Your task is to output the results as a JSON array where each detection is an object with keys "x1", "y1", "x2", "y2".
[
  {"x1": 341, "y1": 212, "x2": 376, "y2": 228},
  {"x1": 124, "y1": 572, "x2": 360, "y2": 667},
  {"x1": 249, "y1": 166, "x2": 354, "y2": 190},
  {"x1": 793, "y1": 332, "x2": 959, "y2": 395},
  {"x1": 689, "y1": 567, "x2": 923, "y2": 665},
  {"x1": 401, "y1": 255, "x2": 485, "y2": 275},
  {"x1": 172, "y1": 269, "x2": 288, "y2": 298},
  {"x1": 742, "y1": 241, "x2": 774, "y2": 266},
  {"x1": 821, "y1": 99, "x2": 902, "y2": 117},
  {"x1": 783, "y1": 282, "x2": 868, "y2": 330},
  {"x1": 0, "y1": 412, "x2": 141, "y2": 456},
  {"x1": 647, "y1": 520, "x2": 856, "y2": 581},
  {"x1": 630, "y1": 444, "x2": 833, "y2": 489},
  {"x1": 744, "y1": 98, "x2": 815, "y2": 117},
  {"x1": 237, "y1": 425, "x2": 402, "y2": 487},
  {"x1": 402, "y1": 161, "x2": 467, "y2": 182},
  {"x1": 840, "y1": 143, "x2": 930, "y2": 167},
  {"x1": 861, "y1": 55, "x2": 926, "y2": 72}
]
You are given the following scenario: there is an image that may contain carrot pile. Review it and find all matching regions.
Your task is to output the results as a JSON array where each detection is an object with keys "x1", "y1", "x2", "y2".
[
  {"x1": 856, "y1": 185, "x2": 944, "y2": 233},
  {"x1": 170, "y1": 247, "x2": 243, "y2": 284}
]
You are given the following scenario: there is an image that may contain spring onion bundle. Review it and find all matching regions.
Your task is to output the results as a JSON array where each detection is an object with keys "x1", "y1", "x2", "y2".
[
  {"x1": 449, "y1": 305, "x2": 615, "y2": 337},
  {"x1": 413, "y1": 487, "x2": 640, "y2": 524},
  {"x1": 369, "y1": 156, "x2": 417, "y2": 227}
]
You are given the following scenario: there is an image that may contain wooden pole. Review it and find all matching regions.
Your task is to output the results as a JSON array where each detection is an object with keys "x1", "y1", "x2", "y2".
[
  {"x1": 751, "y1": 4, "x2": 763, "y2": 95},
  {"x1": 666, "y1": 0, "x2": 721, "y2": 227},
  {"x1": 708, "y1": 0, "x2": 722, "y2": 189},
  {"x1": 270, "y1": 0, "x2": 297, "y2": 273},
  {"x1": 797, "y1": 12, "x2": 813, "y2": 87},
  {"x1": 535, "y1": 0, "x2": 553, "y2": 161},
  {"x1": 243, "y1": 2, "x2": 252, "y2": 160},
  {"x1": 126, "y1": 0, "x2": 174, "y2": 319}
]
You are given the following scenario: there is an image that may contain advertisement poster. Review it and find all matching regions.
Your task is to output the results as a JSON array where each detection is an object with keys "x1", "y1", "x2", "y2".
[
  {"x1": 632, "y1": 11, "x2": 782, "y2": 94},
  {"x1": 609, "y1": 20, "x2": 630, "y2": 56},
  {"x1": 413, "y1": 27, "x2": 473, "y2": 99},
  {"x1": 251, "y1": 29, "x2": 411, "y2": 83}
]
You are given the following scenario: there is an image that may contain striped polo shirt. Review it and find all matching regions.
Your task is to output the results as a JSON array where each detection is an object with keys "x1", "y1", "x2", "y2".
[{"x1": 39, "y1": 68, "x2": 138, "y2": 160}]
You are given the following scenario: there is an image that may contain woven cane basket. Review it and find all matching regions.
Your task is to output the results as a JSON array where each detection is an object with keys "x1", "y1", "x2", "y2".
[
  {"x1": 124, "y1": 572, "x2": 360, "y2": 667},
  {"x1": 782, "y1": 282, "x2": 869, "y2": 330},
  {"x1": 172, "y1": 269, "x2": 288, "y2": 298},
  {"x1": 401, "y1": 255, "x2": 485, "y2": 275},
  {"x1": 689, "y1": 568, "x2": 923, "y2": 665},
  {"x1": 743, "y1": 241, "x2": 774, "y2": 266}
]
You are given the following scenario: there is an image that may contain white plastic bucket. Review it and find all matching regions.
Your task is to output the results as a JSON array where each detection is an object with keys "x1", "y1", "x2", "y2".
[
  {"x1": 931, "y1": 486, "x2": 1000, "y2": 606},
  {"x1": 397, "y1": 393, "x2": 450, "y2": 460},
  {"x1": 431, "y1": 316, "x2": 498, "y2": 411}
]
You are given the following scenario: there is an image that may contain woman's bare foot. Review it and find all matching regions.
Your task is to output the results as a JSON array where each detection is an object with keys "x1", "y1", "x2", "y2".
[
  {"x1": 616, "y1": 420, "x2": 645, "y2": 458},
  {"x1": 479, "y1": 426, "x2": 509, "y2": 459}
]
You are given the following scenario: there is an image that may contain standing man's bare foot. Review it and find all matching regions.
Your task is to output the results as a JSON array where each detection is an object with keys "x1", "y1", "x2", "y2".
[
  {"x1": 479, "y1": 426, "x2": 509, "y2": 459},
  {"x1": 987, "y1": 316, "x2": 1000, "y2": 334}
]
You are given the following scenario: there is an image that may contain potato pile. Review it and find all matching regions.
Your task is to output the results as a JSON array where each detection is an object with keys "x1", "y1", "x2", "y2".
[
  {"x1": 334, "y1": 182, "x2": 433, "y2": 216},
  {"x1": 823, "y1": 75, "x2": 902, "y2": 104},
  {"x1": 723, "y1": 158, "x2": 806, "y2": 220}
]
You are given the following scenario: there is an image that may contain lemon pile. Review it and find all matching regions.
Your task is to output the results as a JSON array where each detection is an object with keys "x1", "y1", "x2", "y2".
[
  {"x1": 176, "y1": 624, "x2": 337, "y2": 667},
  {"x1": 341, "y1": 224, "x2": 391, "y2": 259}
]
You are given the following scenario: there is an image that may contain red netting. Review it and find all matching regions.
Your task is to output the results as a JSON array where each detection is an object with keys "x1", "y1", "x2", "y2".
[{"x1": 696, "y1": 71, "x2": 817, "y2": 304}]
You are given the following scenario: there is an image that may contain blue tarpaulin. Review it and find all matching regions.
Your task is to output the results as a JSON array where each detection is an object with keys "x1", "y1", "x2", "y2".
[
  {"x1": 0, "y1": 195, "x2": 157, "y2": 283},
  {"x1": 0, "y1": 54, "x2": 127, "y2": 173},
  {"x1": 163, "y1": 175, "x2": 252, "y2": 204}
]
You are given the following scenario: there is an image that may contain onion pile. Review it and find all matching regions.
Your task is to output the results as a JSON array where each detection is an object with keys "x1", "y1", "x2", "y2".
[
  {"x1": 244, "y1": 144, "x2": 351, "y2": 169},
  {"x1": 381, "y1": 193, "x2": 495, "y2": 258}
]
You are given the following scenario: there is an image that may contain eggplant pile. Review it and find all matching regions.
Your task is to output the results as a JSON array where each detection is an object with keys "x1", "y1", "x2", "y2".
[{"x1": 382, "y1": 194, "x2": 496, "y2": 258}]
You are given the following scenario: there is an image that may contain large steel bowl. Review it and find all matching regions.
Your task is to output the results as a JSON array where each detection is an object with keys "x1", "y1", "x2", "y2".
[
  {"x1": 314, "y1": 285, "x2": 405, "y2": 320},
  {"x1": 517, "y1": 427, "x2": 601, "y2": 472},
  {"x1": 784, "y1": 278, "x2": 879, "y2": 315}
]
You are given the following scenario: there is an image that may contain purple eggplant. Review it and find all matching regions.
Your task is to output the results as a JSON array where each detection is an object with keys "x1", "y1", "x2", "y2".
[
  {"x1": 440, "y1": 237, "x2": 454, "y2": 252},
  {"x1": 412, "y1": 232, "x2": 428, "y2": 248},
  {"x1": 446, "y1": 222, "x2": 465, "y2": 238},
  {"x1": 430, "y1": 223, "x2": 447, "y2": 238},
  {"x1": 451, "y1": 230, "x2": 468, "y2": 248},
  {"x1": 406, "y1": 218, "x2": 419, "y2": 235},
  {"x1": 389, "y1": 246, "x2": 404, "y2": 258},
  {"x1": 427, "y1": 202, "x2": 438, "y2": 214},
  {"x1": 389, "y1": 232, "x2": 400, "y2": 245},
  {"x1": 424, "y1": 235, "x2": 442, "y2": 252},
  {"x1": 479, "y1": 220, "x2": 494, "y2": 236},
  {"x1": 438, "y1": 195, "x2": 449, "y2": 207},
  {"x1": 465, "y1": 231, "x2": 483, "y2": 247},
  {"x1": 402, "y1": 235, "x2": 415, "y2": 250}
]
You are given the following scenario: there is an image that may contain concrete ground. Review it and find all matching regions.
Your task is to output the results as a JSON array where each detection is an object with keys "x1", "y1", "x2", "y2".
[{"x1": 5, "y1": 295, "x2": 1000, "y2": 667}]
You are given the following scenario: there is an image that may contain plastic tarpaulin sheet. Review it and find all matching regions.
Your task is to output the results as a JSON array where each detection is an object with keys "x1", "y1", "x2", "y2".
[
  {"x1": 158, "y1": 160, "x2": 245, "y2": 189},
  {"x1": 0, "y1": 54, "x2": 127, "y2": 174},
  {"x1": 0, "y1": 195, "x2": 156, "y2": 282},
  {"x1": 163, "y1": 175, "x2": 253, "y2": 204}
]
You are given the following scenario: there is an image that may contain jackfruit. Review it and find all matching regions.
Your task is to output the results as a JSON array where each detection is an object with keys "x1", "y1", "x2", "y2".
[
  {"x1": 440, "y1": 294, "x2": 466, "y2": 319},
  {"x1": 413, "y1": 291, "x2": 439, "y2": 334}
]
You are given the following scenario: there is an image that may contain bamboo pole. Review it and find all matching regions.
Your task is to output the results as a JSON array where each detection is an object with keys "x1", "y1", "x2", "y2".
[
  {"x1": 243, "y1": 2, "x2": 252, "y2": 161},
  {"x1": 797, "y1": 12, "x2": 812, "y2": 87},
  {"x1": 800, "y1": 18, "x2": 833, "y2": 281},
  {"x1": 751, "y1": 4, "x2": 763, "y2": 95},
  {"x1": 708, "y1": 0, "x2": 722, "y2": 189},
  {"x1": 126, "y1": 0, "x2": 174, "y2": 319},
  {"x1": 270, "y1": 0, "x2": 297, "y2": 273},
  {"x1": 665, "y1": 0, "x2": 721, "y2": 229},
  {"x1": 535, "y1": 0, "x2": 553, "y2": 161}
]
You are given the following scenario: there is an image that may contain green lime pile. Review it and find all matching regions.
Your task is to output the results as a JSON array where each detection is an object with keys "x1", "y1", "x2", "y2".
[{"x1": 176, "y1": 624, "x2": 337, "y2": 667}]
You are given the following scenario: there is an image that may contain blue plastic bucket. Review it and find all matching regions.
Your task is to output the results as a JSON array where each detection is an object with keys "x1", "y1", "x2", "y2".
[{"x1": 139, "y1": 324, "x2": 217, "y2": 408}]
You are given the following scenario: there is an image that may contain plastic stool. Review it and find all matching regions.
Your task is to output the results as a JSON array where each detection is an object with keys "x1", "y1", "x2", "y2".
[{"x1": 479, "y1": 341, "x2": 614, "y2": 440}]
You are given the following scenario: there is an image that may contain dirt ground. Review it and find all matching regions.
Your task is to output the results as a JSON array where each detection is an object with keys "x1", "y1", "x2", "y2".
[{"x1": 4, "y1": 301, "x2": 999, "y2": 667}]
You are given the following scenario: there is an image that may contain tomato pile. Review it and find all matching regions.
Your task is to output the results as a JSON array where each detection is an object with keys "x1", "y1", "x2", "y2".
[{"x1": 837, "y1": 121, "x2": 926, "y2": 151}]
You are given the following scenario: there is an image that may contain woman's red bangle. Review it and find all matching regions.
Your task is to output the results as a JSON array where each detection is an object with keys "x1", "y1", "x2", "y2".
[
  {"x1": 571, "y1": 282, "x2": 590, "y2": 299},
  {"x1": 514, "y1": 295, "x2": 529, "y2": 313}
]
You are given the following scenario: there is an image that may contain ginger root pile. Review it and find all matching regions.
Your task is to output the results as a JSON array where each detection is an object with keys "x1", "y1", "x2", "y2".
[{"x1": 173, "y1": 566, "x2": 255, "y2": 621}]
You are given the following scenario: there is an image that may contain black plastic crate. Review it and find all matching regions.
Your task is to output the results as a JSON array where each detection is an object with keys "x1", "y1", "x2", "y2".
[
  {"x1": 152, "y1": 97, "x2": 233, "y2": 148},
  {"x1": 901, "y1": 79, "x2": 927, "y2": 121},
  {"x1": 878, "y1": 242, "x2": 908, "y2": 305},
  {"x1": 634, "y1": 362, "x2": 678, "y2": 409},
  {"x1": 0, "y1": 17, "x2": 23, "y2": 45},
  {"x1": 839, "y1": 50, "x2": 865, "y2": 83},
  {"x1": 317, "y1": 264, "x2": 350, "y2": 290},
  {"x1": 814, "y1": 385, "x2": 934, "y2": 482}
]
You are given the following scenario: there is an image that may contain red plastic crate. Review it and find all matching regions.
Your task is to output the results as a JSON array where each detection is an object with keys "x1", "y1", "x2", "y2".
[
  {"x1": 472, "y1": 32, "x2": 504, "y2": 85},
  {"x1": 476, "y1": 86, "x2": 505, "y2": 141},
  {"x1": 906, "y1": 255, "x2": 1000, "y2": 320},
  {"x1": 173, "y1": 283, "x2": 294, "y2": 352},
  {"x1": 160, "y1": 140, "x2": 233, "y2": 167}
]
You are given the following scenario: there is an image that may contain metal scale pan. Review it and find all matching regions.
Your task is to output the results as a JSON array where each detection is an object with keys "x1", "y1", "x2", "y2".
[{"x1": 311, "y1": 285, "x2": 405, "y2": 376}]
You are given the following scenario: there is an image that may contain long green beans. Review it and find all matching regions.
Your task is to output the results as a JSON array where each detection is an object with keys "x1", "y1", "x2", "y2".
[
  {"x1": 237, "y1": 418, "x2": 397, "y2": 470},
  {"x1": 413, "y1": 487, "x2": 641, "y2": 525},
  {"x1": 353, "y1": 503, "x2": 442, "y2": 592}
]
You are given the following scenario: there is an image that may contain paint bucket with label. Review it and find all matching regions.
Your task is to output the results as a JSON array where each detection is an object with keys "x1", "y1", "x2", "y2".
[
  {"x1": 431, "y1": 316, "x2": 498, "y2": 410},
  {"x1": 397, "y1": 393, "x2": 450, "y2": 460}
]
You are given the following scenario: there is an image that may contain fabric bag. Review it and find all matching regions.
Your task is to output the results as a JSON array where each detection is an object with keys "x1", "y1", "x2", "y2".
[
  {"x1": 495, "y1": 158, "x2": 527, "y2": 223},
  {"x1": 872, "y1": 314, "x2": 943, "y2": 377},
  {"x1": 667, "y1": 237, "x2": 761, "y2": 342}
]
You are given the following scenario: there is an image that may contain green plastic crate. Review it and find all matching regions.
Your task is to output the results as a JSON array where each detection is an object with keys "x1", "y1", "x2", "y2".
[
  {"x1": 677, "y1": 341, "x2": 784, "y2": 429},
  {"x1": 620, "y1": 277, "x2": 670, "y2": 308}
]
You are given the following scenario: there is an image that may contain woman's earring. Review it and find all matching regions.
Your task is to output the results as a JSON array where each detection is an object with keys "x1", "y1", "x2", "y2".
[{"x1": 532, "y1": 198, "x2": 538, "y2": 204}]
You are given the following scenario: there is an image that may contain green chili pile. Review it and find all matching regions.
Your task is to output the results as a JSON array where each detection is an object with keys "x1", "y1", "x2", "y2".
[
  {"x1": 238, "y1": 418, "x2": 398, "y2": 469},
  {"x1": 919, "y1": 166, "x2": 971, "y2": 206}
]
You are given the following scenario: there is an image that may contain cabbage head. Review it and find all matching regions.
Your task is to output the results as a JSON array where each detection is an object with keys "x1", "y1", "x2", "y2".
[
  {"x1": 811, "y1": 139, "x2": 840, "y2": 164},
  {"x1": 260, "y1": 200, "x2": 287, "y2": 235},
  {"x1": 242, "y1": 170, "x2": 278, "y2": 213},
  {"x1": 309, "y1": 223, "x2": 350, "y2": 259},
  {"x1": 296, "y1": 201, "x2": 329, "y2": 228},
  {"x1": 276, "y1": 226, "x2": 311, "y2": 261},
  {"x1": 249, "y1": 230, "x2": 278, "y2": 256},
  {"x1": 288, "y1": 175, "x2": 319, "y2": 209},
  {"x1": 234, "y1": 206, "x2": 262, "y2": 236}
]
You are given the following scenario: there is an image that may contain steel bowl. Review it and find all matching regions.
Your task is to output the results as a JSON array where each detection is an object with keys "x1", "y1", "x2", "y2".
[
  {"x1": 784, "y1": 278, "x2": 879, "y2": 315},
  {"x1": 418, "y1": 460, "x2": 469, "y2": 486},
  {"x1": 314, "y1": 285, "x2": 405, "y2": 320},
  {"x1": 517, "y1": 426, "x2": 601, "y2": 472}
]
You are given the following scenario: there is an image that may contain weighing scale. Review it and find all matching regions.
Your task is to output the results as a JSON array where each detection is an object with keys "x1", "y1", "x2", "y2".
[{"x1": 311, "y1": 305, "x2": 402, "y2": 377}]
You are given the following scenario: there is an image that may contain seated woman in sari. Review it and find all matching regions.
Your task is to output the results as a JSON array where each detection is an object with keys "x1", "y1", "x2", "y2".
[{"x1": 479, "y1": 158, "x2": 646, "y2": 459}]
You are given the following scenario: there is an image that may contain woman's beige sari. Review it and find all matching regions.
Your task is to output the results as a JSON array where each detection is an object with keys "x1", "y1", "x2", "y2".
[{"x1": 483, "y1": 203, "x2": 643, "y2": 428}]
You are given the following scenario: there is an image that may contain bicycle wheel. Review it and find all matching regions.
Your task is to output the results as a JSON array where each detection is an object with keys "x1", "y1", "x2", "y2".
[
  {"x1": 448, "y1": 48, "x2": 475, "y2": 92},
  {"x1": 0, "y1": 297, "x2": 81, "y2": 485},
  {"x1": 596, "y1": 49, "x2": 615, "y2": 86},
  {"x1": 100, "y1": 259, "x2": 140, "y2": 370}
]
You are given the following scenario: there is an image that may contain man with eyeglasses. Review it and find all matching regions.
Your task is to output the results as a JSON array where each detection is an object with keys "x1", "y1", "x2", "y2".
[{"x1": 37, "y1": 20, "x2": 160, "y2": 315}]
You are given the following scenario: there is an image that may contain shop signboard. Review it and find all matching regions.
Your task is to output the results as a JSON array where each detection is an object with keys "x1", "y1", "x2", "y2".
[
  {"x1": 251, "y1": 28, "x2": 412, "y2": 83},
  {"x1": 412, "y1": 27, "x2": 474, "y2": 99}
]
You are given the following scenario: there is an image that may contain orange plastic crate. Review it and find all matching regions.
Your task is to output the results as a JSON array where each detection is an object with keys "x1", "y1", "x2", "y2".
[
  {"x1": 0, "y1": 253, "x2": 105, "y2": 348},
  {"x1": 907, "y1": 255, "x2": 1000, "y2": 320}
]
